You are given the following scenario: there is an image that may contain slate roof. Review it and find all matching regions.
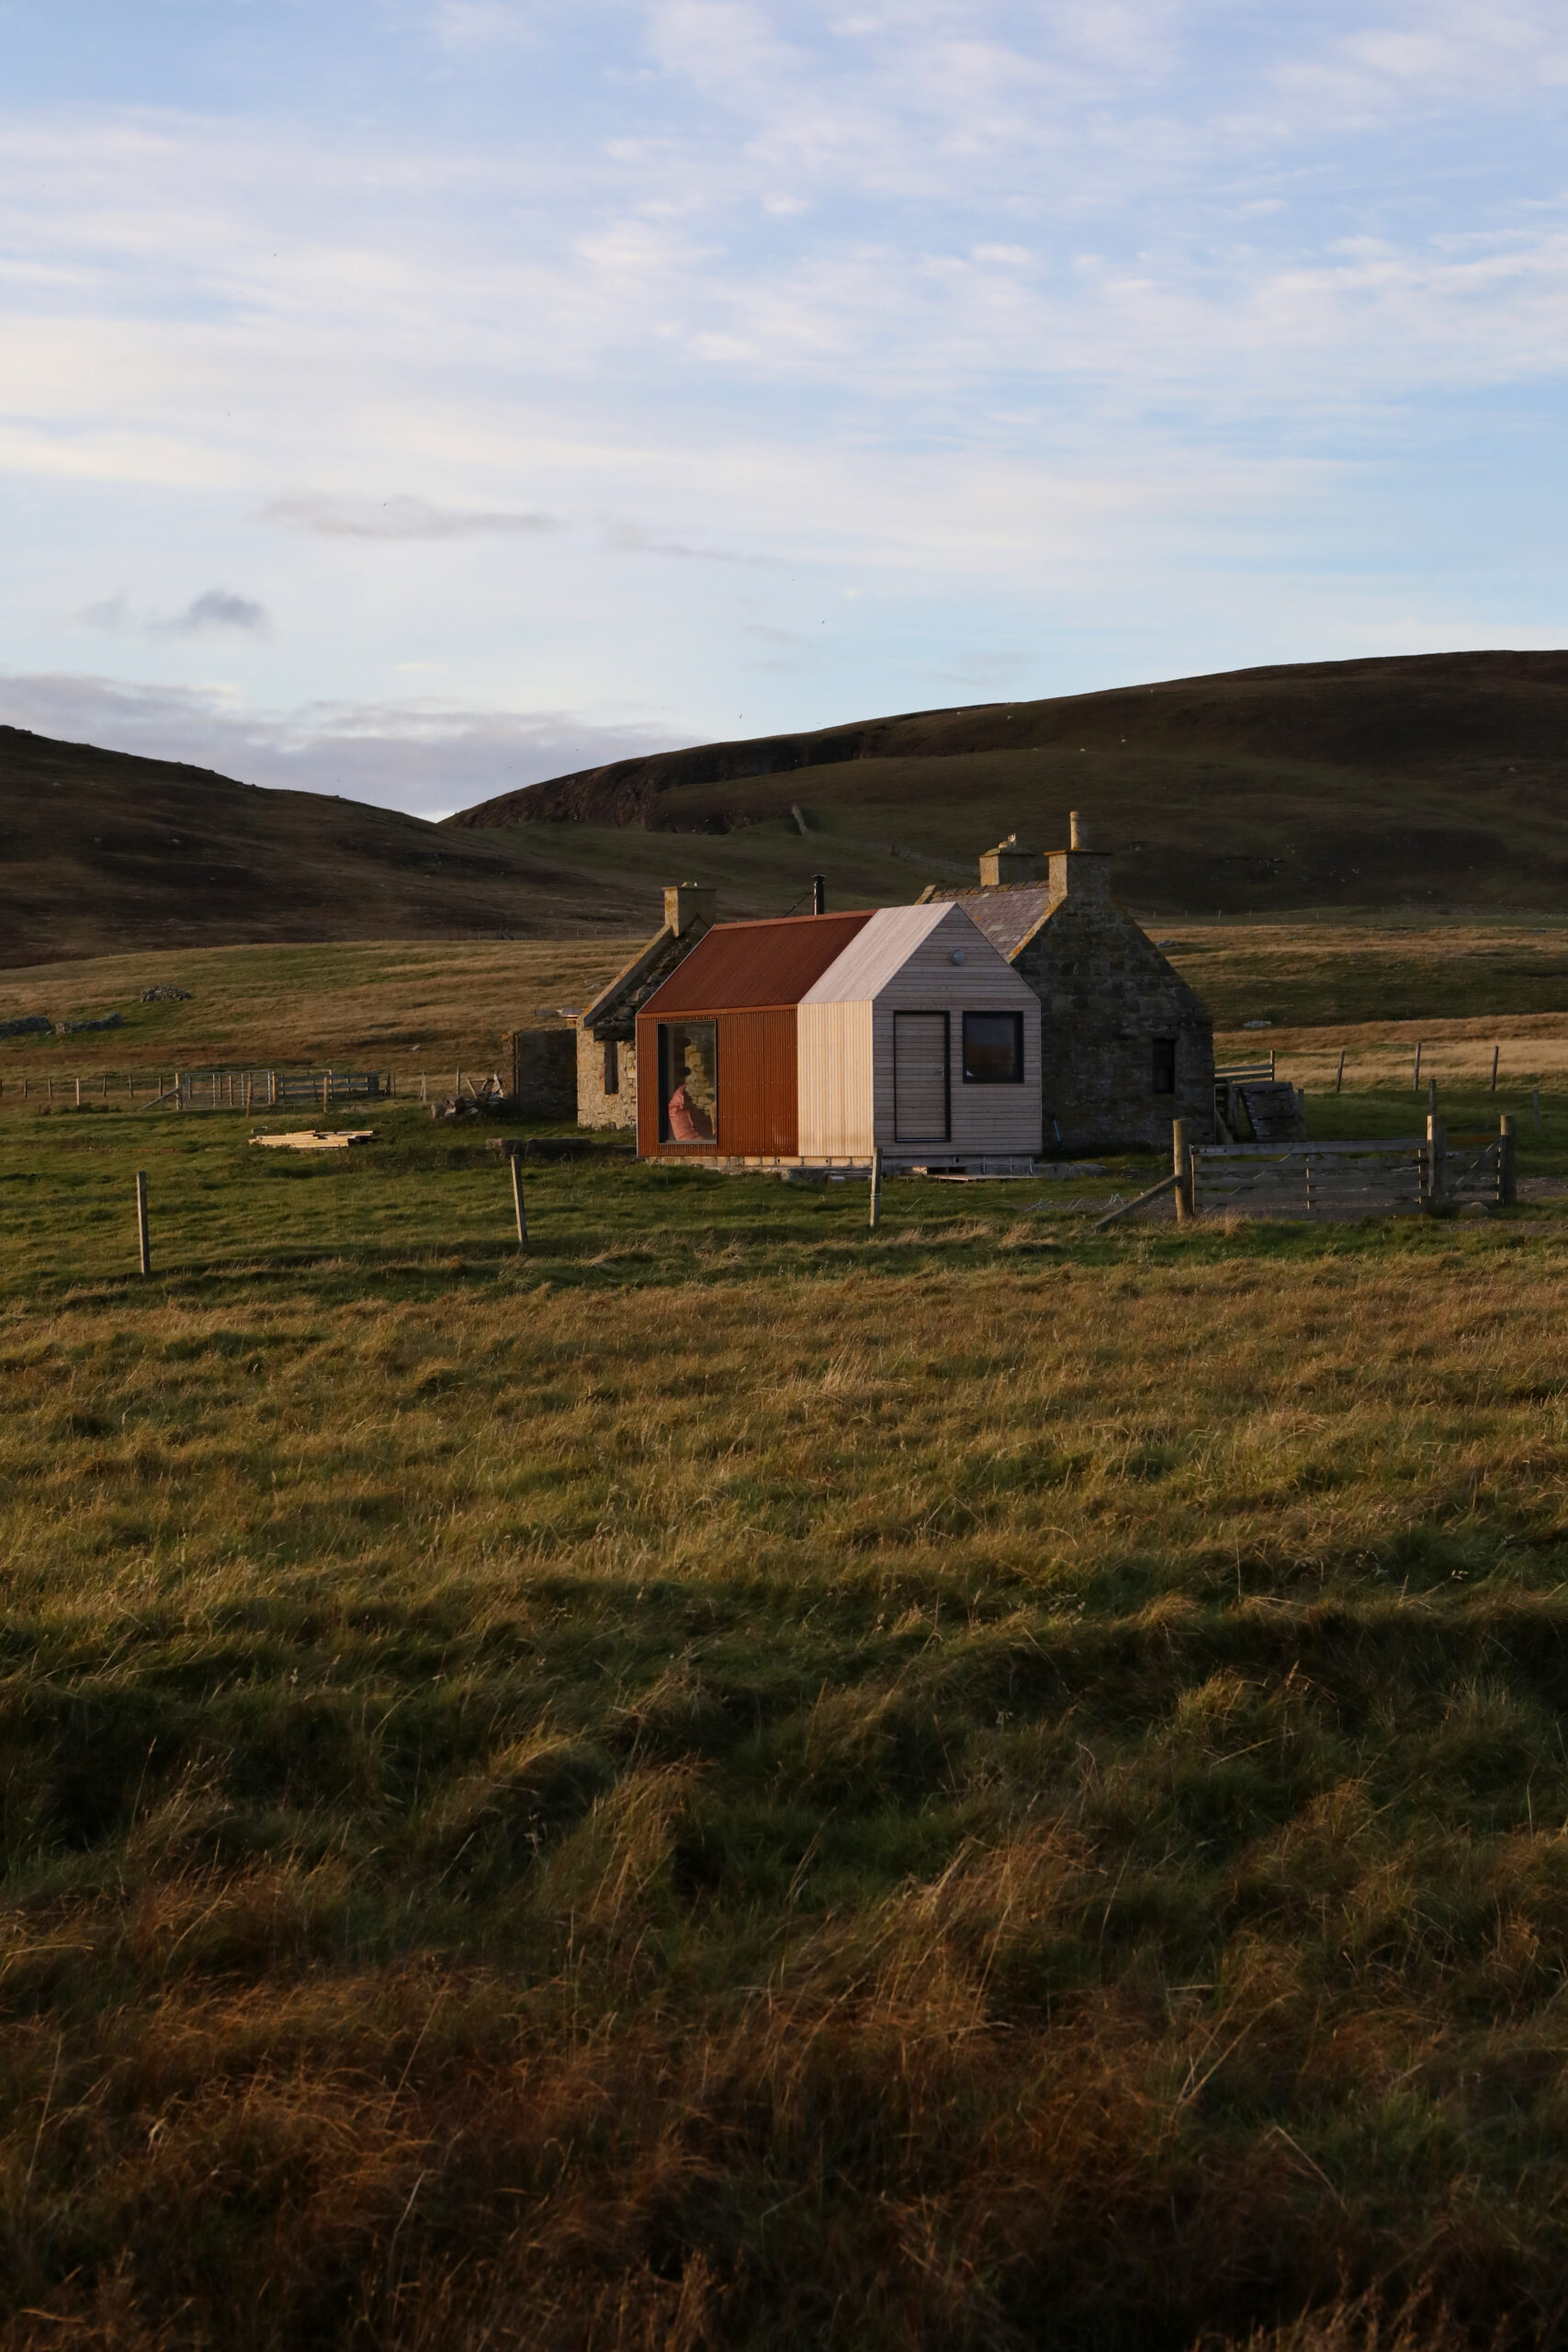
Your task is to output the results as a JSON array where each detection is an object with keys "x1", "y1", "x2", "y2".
[{"x1": 920, "y1": 882, "x2": 1056, "y2": 959}]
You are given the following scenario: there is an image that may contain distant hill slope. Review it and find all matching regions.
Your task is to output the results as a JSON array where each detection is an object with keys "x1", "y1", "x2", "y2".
[
  {"x1": 0, "y1": 728, "x2": 654, "y2": 969},
  {"x1": 445, "y1": 652, "x2": 1568, "y2": 918}
]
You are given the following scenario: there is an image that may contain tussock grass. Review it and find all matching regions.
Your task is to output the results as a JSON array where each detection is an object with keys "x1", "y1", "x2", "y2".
[{"x1": 6, "y1": 1105, "x2": 1568, "y2": 2344}]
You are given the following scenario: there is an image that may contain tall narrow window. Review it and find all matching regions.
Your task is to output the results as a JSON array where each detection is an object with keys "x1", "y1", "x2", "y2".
[
  {"x1": 604, "y1": 1037, "x2": 619, "y2": 1095},
  {"x1": 658, "y1": 1021, "x2": 717, "y2": 1143},
  {"x1": 1151, "y1": 1037, "x2": 1177, "y2": 1096}
]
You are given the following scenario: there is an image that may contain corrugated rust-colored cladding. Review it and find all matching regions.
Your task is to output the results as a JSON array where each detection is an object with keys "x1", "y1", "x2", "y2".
[
  {"x1": 718, "y1": 1009, "x2": 797, "y2": 1155},
  {"x1": 635, "y1": 1007, "x2": 800, "y2": 1155},
  {"x1": 637, "y1": 913, "x2": 874, "y2": 1017},
  {"x1": 637, "y1": 915, "x2": 872, "y2": 1158}
]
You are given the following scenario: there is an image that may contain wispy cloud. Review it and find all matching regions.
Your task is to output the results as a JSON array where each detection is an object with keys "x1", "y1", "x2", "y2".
[
  {"x1": 263, "y1": 492, "x2": 560, "y2": 540},
  {"x1": 75, "y1": 588, "x2": 270, "y2": 638},
  {"x1": 150, "y1": 589, "x2": 269, "y2": 637},
  {"x1": 605, "y1": 518, "x2": 785, "y2": 566}
]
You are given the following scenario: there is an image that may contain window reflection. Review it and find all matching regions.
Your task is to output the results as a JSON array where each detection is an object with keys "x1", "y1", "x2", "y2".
[{"x1": 659, "y1": 1021, "x2": 717, "y2": 1142}]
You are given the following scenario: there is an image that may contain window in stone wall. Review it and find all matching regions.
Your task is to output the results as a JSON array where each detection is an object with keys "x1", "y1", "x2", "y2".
[
  {"x1": 604, "y1": 1037, "x2": 619, "y2": 1095},
  {"x1": 1151, "y1": 1036, "x2": 1177, "y2": 1096}
]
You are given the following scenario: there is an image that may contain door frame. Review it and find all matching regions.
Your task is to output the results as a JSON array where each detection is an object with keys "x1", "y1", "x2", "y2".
[{"x1": 893, "y1": 1009, "x2": 952, "y2": 1142}]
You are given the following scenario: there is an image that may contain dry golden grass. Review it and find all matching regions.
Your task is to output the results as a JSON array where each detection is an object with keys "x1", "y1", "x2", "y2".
[
  {"x1": 5, "y1": 1123, "x2": 1568, "y2": 2346},
  {"x1": 0, "y1": 937, "x2": 636, "y2": 1085}
]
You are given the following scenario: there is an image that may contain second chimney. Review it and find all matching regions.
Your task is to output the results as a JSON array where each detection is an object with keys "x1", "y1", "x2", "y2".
[
  {"x1": 664, "y1": 883, "x2": 717, "y2": 937},
  {"x1": 978, "y1": 831, "x2": 1045, "y2": 887}
]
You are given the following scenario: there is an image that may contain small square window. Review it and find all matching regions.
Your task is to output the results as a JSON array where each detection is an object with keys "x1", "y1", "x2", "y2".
[
  {"x1": 1151, "y1": 1037, "x2": 1177, "y2": 1095},
  {"x1": 962, "y1": 1010, "x2": 1023, "y2": 1083}
]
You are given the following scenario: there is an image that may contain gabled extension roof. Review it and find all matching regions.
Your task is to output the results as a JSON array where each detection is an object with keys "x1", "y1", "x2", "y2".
[
  {"x1": 800, "y1": 901, "x2": 1007, "y2": 1004},
  {"x1": 639, "y1": 911, "x2": 874, "y2": 1015}
]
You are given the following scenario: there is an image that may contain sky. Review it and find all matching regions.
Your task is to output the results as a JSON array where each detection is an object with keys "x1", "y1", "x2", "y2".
[{"x1": 2, "y1": 1, "x2": 1567, "y2": 817}]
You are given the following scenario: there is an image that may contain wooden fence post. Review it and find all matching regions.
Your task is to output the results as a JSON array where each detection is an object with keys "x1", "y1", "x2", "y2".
[
  {"x1": 1500, "y1": 1113, "x2": 1517, "y2": 1205},
  {"x1": 269, "y1": 1069, "x2": 276, "y2": 1106},
  {"x1": 74, "y1": 1077, "x2": 81, "y2": 1106},
  {"x1": 1491, "y1": 1045, "x2": 1500, "y2": 1093},
  {"x1": 135, "y1": 1171, "x2": 151, "y2": 1277},
  {"x1": 868, "y1": 1145, "x2": 883, "y2": 1230},
  {"x1": 1335, "y1": 1048, "x2": 1345, "y2": 1094},
  {"x1": 1426, "y1": 1113, "x2": 1447, "y2": 1207},
  {"x1": 1413, "y1": 1041, "x2": 1423, "y2": 1091},
  {"x1": 1173, "y1": 1117, "x2": 1192, "y2": 1225},
  {"x1": 510, "y1": 1148, "x2": 527, "y2": 1249},
  {"x1": 1427, "y1": 1076, "x2": 1438, "y2": 1118}
]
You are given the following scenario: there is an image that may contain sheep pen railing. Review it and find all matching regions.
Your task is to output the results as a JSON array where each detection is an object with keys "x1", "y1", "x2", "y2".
[{"x1": 1188, "y1": 1119, "x2": 1515, "y2": 1221}]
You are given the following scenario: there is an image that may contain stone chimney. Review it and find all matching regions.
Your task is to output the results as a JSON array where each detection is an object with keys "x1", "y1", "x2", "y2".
[
  {"x1": 977, "y1": 831, "x2": 1046, "y2": 887},
  {"x1": 1047, "y1": 810, "x2": 1111, "y2": 909},
  {"x1": 664, "y1": 883, "x2": 717, "y2": 936}
]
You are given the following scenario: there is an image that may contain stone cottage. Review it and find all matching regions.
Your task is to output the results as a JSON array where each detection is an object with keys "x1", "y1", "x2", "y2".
[
  {"x1": 576, "y1": 884, "x2": 716, "y2": 1129},
  {"x1": 920, "y1": 815, "x2": 1213, "y2": 1150}
]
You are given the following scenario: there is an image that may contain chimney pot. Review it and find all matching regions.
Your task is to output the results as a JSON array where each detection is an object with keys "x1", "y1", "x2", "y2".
[
  {"x1": 811, "y1": 874, "x2": 827, "y2": 915},
  {"x1": 1069, "y1": 810, "x2": 1089, "y2": 851}
]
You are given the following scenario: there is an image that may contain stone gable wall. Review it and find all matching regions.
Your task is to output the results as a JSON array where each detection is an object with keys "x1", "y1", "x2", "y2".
[
  {"x1": 576, "y1": 1026, "x2": 638, "y2": 1130},
  {"x1": 1011, "y1": 900, "x2": 1214, "y2": 1150}
]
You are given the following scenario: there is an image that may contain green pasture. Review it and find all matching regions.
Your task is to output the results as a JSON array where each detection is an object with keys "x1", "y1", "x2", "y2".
[{"x1": 5, "y1": 1078, "x2": 1568, "y2": 2348}]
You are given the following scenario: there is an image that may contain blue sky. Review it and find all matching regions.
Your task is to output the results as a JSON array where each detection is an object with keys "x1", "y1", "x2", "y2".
[{"x1": 2, "y1": 0, "x2": 1567, "y2": 813}]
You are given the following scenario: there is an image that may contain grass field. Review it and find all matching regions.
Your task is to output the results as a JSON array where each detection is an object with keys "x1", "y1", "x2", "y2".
[
  {"x1": 6, "y1": 929, "x2": 1568, "y2": 2349},
  {"x1": 9, "y1": 920, "x2": 1568, "y2": 1103},
  {"x1": 4, "y1": 1095, "x2": 1568, "y2": 2349}
]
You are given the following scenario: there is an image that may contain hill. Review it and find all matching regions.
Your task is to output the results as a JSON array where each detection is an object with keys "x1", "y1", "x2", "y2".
[
  {"x1": 446, "y1": 650, "x2": 1568, "y2": 919},
  {"x1": 0, "y1": 726, "x2": 654, "y2": 970}
]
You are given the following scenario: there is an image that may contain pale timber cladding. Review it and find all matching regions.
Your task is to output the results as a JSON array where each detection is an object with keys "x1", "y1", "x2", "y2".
[{"x1": 798, "y1": 903, "x2": 1041, "y2": 1162}]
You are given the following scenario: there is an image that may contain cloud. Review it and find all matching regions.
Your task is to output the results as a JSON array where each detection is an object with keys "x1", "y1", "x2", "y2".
[
  {"x1": 263, "y1": 492, "x2": 561, "y2": 541},
  {"x1": 0, "y1": 672, "x2": 686, "y2": 819},
  {"x1": 606, "y1": 518, "x2": 785, "y2": 566},
  {"x1": 151, "y1": 589, "x2": 270, "y2": 637}
]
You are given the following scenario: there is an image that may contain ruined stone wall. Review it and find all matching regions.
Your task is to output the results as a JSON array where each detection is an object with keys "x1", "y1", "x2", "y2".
[
  {"x1": 507, "y1": 1029, "x2": 578, "y2": 1120},
  {"x1": 576, "y1": 1026, "x2": 637, "y2": 1130},
  {"x1": 1011, "y1": 901, "x2": 1214, "y2": 1151}
]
